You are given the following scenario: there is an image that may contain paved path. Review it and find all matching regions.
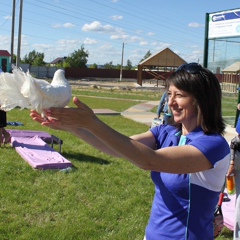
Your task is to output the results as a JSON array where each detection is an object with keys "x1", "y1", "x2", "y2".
[{"x1": 121, "y1": 101, "x2": 158, "y2": 126}]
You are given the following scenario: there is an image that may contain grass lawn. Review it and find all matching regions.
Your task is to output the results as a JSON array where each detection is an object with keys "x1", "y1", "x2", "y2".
[{"x1": 0, "y1": 87, "x2": 238, "y2": 239}]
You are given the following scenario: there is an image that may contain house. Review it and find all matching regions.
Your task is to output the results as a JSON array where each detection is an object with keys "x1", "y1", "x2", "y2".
[
  {"x1": 0, "y1": 50, "x2": 11, "y2": 72},
  {"x1": 221, "y1": 61, "x2": 240, "y2": 93},
  {"x1": 50, "y1": 57, "x2": 67, "y2": 66}
]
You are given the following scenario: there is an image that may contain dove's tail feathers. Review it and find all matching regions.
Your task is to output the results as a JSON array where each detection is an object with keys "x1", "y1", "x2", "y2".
[
  {"x1": 0, "y1": 101, "x2": 33, "y2": 112},
  {"x1": 21, "y1": 72, "x2": 34, "y2": 97},
  {"x1": 0, "y1": 68, "x2": 31, "y2": 110}
]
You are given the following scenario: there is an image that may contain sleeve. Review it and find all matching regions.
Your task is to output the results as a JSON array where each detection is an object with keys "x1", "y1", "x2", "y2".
[
  {"x1": 150, "y1": 125, "x2": 179, "y2": 149},
  {"x1": 189, "y1": 135, "x2": 230, "y2": 165}
]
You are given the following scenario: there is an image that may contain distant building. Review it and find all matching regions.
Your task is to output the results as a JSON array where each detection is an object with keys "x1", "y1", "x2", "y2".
[
  {"x1": 0, "y1": 50, "x2": 11, "y2": 72},
  {"x1": 137, "y1": 47, "x2": 187, "y2": 86},
  {"x1": 50, "y1": 57, "x2": 67, "y2": 66}
]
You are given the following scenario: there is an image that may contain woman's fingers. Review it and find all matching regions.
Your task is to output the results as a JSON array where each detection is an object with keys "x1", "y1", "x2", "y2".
[{"x1": 30, "y1": 97, "x2": 96, "y2": 130}]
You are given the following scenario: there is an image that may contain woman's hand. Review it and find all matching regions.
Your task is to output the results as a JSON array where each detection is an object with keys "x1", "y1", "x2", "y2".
[
  {"x1": 226, "y1": 163, "x2": 235, "y2": 177},
  {"x1": 30, "y1": 97, "x2": 97, "y2": 132}
]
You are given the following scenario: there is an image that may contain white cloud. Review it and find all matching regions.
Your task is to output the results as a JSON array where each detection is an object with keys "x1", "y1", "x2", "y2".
[
  {"x1": 52, "y1": 23, "x2": 61, "y2": 28},
  {"x1": 136, "y1": 30, "x2": 143, "y2": 34},
  {"x1": 155, "y1": 42, "x2": 171, "y2": 50},
  {"x1": 140, "y1": 41, "x2": 148, "y2": 46},
  {"x1": 52, "y1": 22, "x2": 76, "y2": 28},
  {"x1": 151, "y1": 41, "x2": 158, "y2": 46},
  {"x1": 188, "y1": 22, "x2": 204, "y2": 28},
  {"x1": 147, "y1": 32, "x2": 155, "y2": 36},
  {"x1": 19, "y1": 35, "x2": 29, "y2": 47},
  {"x1": 87, "y1": 43, "x2": 119, "y2": 64},
  {"x1": 110, "y1": 34, "x2": 128, "y2": 40},
  {"x1": 99, "y1": 43, "x2": 114, "y2": 51},
  {"x1": 57, "y1": 39, "x2": 82, "y2": 46},
  {"x1": 32, "y1": 43, "x2": 52, "y2": 50},
  {"x1": 129, "y1": 36, "x2": 143, "y2": 42},
  {"x1": 63, "y1": 23, "x2": 76, "y2": 28},
  {"x1": 82, "y1": 21, "x2": 116, "y2": 33},
  {"x1": 0, "y1": 35, "x2": 11, "y2": 45},
  {"x1": 186, "y1": 44, "x2": 200, "y2": 49},
  {"x1": 4, "y1": 15, "x2": 12, "y2": 20},
  {"x1": 110, "y1": 15, "x2": 123, "y2": 21},
  {"x1": 83, "y1": 38, "x2": 98, "y2": 45}
]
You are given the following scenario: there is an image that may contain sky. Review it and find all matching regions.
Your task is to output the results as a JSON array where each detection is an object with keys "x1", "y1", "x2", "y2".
[{"x1": 0, "y1": 0, "x2": 240, "y2": 66}]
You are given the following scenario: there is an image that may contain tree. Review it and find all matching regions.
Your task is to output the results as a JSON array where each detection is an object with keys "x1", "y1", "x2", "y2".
[
  {"x1": 139, "y1": 50, "x2": 152, "y2": 63},
  {"x1": 32, "y1": 55, "x2": 45, "y2": 66},
  {"x1": 126, "y1": 59, "x2": 132, "y2": 70},
  {"x1": 89, "y1": 63, "x2": 98, "y2": 69},
  {"x1": 115, "y1": 64, "x2": 121, "y2": 70},
  {"x1": 22, "y1": 50, "x2": 45, "y2": 66},
  {"x1": 12, "y1": 54, "x2": 17, "y2": 64},
  {"x1": 65, "y1": 45, "x2": 89, "y2": 68},
  {"x1": 104, "y1": 61, "x2": 114, "y2": 69}
]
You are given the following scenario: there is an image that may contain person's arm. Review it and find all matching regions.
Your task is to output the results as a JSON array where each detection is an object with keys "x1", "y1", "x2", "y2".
[
  {"x1": 30, "y1": 97, "x2": 212, "y2": 173},
  {"x1": 156, "y1": 93, "x2": 166, "y2": 118},
  {"x1": 31, "y1": 109, "x2": 157, "y2": 158}
]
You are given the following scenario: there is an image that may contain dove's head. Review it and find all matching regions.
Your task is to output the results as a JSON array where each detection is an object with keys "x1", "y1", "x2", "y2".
[
  {"x1": 51, "y1": 69, "x2": 68, "y2": 86},
  {"x1": 54, "y1": 69, "x2": 65, "y2": 78}
]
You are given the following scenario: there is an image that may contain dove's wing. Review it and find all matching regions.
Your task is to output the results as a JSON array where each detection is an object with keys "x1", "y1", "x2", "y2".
[{"x1": 21, "y1": 69, "x2": 71, "y2": 114}]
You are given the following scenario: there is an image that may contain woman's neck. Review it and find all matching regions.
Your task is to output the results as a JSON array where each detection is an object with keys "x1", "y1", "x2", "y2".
[{"x1": 181, "y1": 124, "x2": 199, "y2": 136}]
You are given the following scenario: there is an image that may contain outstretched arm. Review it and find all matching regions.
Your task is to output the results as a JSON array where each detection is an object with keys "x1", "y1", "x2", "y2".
[{"x1": 30, "y1": 97, "x2": 212, "y2": 173}]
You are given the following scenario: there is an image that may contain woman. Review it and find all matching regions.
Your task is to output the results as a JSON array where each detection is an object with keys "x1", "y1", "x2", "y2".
[{"x1": 30, "y1": 63, "x2": 230, "y2": 240}]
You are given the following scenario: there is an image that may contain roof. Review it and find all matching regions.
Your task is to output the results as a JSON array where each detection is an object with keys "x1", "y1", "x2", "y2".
[
  {"x1": 222, "y1": 62, "x2": 240, "y2": 73},
  {"x1": 0, "y1": 50, "x2": 11, "y2": 57},
  {"x1": 138, "y1": 48, "x2": 186, "y2": 67},
  {"x1": 50, "y1": 57, "x2": 67, "y2": 64}
]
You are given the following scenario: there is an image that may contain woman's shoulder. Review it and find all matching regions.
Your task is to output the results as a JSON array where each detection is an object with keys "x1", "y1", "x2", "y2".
[
  {"x1": 187, "y1": 131, "x2": 230, "y2": 159},
  {"x1": 188, "y1": 128, "x2": 228, "y2": 146}
]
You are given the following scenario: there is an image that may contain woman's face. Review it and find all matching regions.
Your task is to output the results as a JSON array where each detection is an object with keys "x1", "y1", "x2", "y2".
[{"x1": 168, "y1": 84, "x2": 198, "y2": 130}]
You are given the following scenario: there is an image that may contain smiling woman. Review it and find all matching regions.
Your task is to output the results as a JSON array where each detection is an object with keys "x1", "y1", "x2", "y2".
[{"x1": 30, "y1": 62, "x2": 230, "y2": 240}]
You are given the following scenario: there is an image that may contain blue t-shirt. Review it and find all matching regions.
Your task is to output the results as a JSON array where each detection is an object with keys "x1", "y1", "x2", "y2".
[
  {"x1": 146, "y1": 125, "x2": 230, "y2": 240},
  {"x1": 236, "y1": 116, "x2": 240, "y2": 134}
]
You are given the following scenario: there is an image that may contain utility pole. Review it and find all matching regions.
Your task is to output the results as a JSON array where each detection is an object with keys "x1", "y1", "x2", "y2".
[
  {"x1": 16, "y1": 0, "x2": 23, "y2": 67},
  {"x1": 11, "y1": 0, "x2": 16, "y2": 65},
  {"x1": 119, "y1": 42, "x2": 124, "y2": 82}
]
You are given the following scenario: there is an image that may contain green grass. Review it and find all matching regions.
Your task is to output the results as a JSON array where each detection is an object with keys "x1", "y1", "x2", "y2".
[
  {"x1": 72, "y1": 87, "x2": 163, "y2": 101},
  {"x1": 1, "y1": 88, "x2": 238, "y2": 239}
]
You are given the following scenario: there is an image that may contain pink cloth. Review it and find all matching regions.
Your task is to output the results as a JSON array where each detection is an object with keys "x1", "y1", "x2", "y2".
[
  {"x1": 7, "y1": 129, "x2": 53, "y2": 142},
  {"x1": 222, "y1": 191, "x2": 235, "y2": 231},
  {"x1": 11, "y1": 135, "x2": 72, "y2": 170}
]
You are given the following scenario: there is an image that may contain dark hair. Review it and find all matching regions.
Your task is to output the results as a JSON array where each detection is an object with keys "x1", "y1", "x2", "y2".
[{"x1": 166, "y1": 65, "x2": 225, "y2": 135}]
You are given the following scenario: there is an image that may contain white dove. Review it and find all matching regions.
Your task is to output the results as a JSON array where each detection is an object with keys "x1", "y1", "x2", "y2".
[{"x1": 0, "y1": 67, "x2": 72, "y2": 115}]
